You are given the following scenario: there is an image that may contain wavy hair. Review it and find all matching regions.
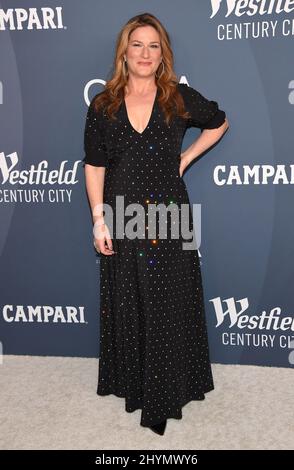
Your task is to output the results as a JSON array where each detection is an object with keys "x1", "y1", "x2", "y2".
[{"x1": 92, "y1": 12, "x2": 190, "y2": 125}]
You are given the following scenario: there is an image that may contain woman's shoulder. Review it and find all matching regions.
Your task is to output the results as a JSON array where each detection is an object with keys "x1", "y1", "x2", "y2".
[
  {"x1": 176, "y1": 82, "x2": 199, "y2": 98},
  {"x1": 176, "y1": 82, "x2": 189, "y2": 90},
  {"x1": 176, "y1": 82, "x2": 215, "y2": 107},
  {"x1": 87, "y1": 89, "x2": 109, "y2": 123},
  {"x1": 88, "y1": 89, "x2": 107, "y2": 111}
]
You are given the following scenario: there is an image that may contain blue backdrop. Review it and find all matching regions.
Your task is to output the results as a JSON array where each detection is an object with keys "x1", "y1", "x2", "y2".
[{"x1": 1, "y1": 0, "x2": 294, "y2": 367}]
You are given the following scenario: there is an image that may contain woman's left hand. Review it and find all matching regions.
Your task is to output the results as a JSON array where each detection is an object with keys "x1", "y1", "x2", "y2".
[{"x1": 179, "y1": 154, "x2": 189, "y2": 178}]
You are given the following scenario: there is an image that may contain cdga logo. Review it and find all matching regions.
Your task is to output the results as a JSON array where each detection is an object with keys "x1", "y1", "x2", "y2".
[{"x1": 210, "y1": 0, "x2": 294, "y2": 18}]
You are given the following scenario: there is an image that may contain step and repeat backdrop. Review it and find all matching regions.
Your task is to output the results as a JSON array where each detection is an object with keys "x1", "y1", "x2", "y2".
[{"x1": 0, "y1": 1, "x2": 293, "y2": 367}]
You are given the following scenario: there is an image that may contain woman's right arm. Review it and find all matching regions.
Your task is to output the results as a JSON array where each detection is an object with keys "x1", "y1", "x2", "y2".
[
  {"x1": 83, "y1": 93, "x2": 115, "y2": 256},
  {"x1": 84, "y1": 164, "x2": 115, "y2": 255}
]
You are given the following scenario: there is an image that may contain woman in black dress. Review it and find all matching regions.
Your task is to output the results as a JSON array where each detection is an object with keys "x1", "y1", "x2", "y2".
[{"x1": 83, "y1": 12, "x2": 229, "y2": 436}]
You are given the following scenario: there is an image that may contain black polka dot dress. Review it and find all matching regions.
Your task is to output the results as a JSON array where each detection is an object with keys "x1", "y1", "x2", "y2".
[{"x1": 83, "y1": 82, "x2": 226, "y2": 428}]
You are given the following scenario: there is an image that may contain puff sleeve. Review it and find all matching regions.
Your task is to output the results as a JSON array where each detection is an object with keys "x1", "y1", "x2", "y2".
[
  {"x1": 82, "y1": 95, "x2": 108, "y2": 167},
  {"x1": 178, "y1": 83, "x2": 226, "y2": 130}
]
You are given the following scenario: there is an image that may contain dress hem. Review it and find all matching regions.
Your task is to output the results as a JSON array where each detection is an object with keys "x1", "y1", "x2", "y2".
[{"x1": 97, "y1": 385, "x2": 214, "y2": 427}]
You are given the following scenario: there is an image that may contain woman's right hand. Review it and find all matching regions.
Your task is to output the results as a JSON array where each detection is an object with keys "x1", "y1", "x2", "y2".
[{"x1": 93, "y1": 223, "x2": 116, "y2": 255}]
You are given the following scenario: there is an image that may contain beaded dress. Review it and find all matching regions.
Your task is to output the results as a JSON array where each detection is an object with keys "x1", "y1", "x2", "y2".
[{"x1": 83, "y1": 82, "x2": 226, "y2": 428}]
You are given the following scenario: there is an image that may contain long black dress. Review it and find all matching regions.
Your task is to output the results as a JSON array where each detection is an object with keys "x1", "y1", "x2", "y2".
[{"x1": 83, "y1": 82, "x2": 226, "y2": 428}]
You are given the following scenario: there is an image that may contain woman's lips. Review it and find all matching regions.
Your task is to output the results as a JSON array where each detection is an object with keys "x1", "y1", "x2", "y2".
[{"x1": 138, "y1": 62, "x2": 152, "y2": 65}]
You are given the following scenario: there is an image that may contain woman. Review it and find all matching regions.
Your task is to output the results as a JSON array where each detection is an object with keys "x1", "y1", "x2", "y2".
[{"x1": 83, "y1": 12, "x2": 229, "y2": 436}]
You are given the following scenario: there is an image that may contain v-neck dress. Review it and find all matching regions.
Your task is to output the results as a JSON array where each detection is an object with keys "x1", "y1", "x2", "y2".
[{"x1": 83, "y1": 82, "x2": 226, "y2": 428}]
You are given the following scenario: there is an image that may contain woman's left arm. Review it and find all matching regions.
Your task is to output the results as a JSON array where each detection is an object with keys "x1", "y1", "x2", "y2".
[{"x1": 180, "y1": 118, "x2": 229, "y2": 174}]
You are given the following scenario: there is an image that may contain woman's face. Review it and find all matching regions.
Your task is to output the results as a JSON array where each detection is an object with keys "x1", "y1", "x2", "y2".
[{"x1": 124, "y1": 25, "x2": 162, "y2": 80}]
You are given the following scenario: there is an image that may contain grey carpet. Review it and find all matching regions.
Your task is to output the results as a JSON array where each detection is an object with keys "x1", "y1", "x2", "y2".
[{"x1": 0, "y1": 355, "x2": 293, "y2": 450}]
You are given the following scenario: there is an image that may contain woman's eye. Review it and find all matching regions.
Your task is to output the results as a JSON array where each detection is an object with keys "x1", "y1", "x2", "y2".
[{"x1": 132, "y1": 44, "x2": 160, "y2": 48}]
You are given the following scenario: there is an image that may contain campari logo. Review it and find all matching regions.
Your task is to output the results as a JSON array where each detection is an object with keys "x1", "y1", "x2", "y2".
[
  {"x1": 2, "y1": 305, "x2": 86, "y2": 324},
  {"x1": 0, "y1": 6, "x2": 65, "y2": 31}
]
